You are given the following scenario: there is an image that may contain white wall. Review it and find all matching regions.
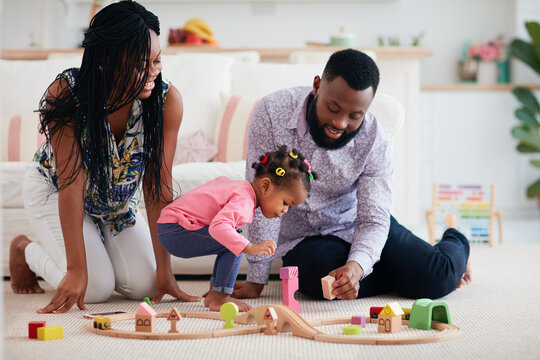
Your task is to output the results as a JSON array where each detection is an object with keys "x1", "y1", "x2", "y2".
[
  {"x1": 0, "y1": 0, "x2": 520, "y2": 85},
  {"x1": 419, "y1": 90, "x2": 540, "y2": 221}
]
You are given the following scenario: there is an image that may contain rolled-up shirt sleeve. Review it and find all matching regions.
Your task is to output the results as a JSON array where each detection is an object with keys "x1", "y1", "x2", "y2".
[
  {"x1": 245, "y1": 99, "x2": 282, "y2": 284},
  {"x1": 349, "y1": 127, "x2": 393, "y2": 278}
]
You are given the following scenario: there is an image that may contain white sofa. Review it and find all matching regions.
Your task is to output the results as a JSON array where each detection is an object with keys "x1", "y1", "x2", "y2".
[{"x1": 0, "y1": 53, "x2": 404, "y2": 277}]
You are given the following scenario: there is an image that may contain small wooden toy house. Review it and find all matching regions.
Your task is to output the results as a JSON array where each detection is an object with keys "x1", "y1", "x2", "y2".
[
  {"x1": 263, "y1": 307, "x2": 278, "y2": 335},
  {"x1": 135, "y1": 302, "x2": 157, "y2": 333},
  {"x1": 378, "y1": 302, "x2": 404, "y2": 334}
]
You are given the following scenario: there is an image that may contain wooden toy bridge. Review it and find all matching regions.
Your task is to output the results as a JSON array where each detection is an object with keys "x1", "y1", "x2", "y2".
[{"x1": 87, "y1": 304, "x2": 460, "y2": 345}]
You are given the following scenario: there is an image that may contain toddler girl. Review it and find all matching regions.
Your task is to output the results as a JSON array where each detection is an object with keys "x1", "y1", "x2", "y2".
[{"x1": 157, "y1": 145, "x2": 317, "y2": 311}]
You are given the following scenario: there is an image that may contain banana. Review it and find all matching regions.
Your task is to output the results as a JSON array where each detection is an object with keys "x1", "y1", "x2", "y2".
[{"x1": 182, "y1": 18, "x2": 214, "y2": 41}]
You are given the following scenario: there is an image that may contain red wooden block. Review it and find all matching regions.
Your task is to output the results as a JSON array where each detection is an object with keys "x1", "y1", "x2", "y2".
[{"x1": 29, "y1": 321, "x2": 46, "y2": 339}]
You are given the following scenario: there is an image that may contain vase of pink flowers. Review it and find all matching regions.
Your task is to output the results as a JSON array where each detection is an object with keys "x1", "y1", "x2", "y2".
[{"x1": 467, "y1": 37, "x2": 508, "y2": 84}]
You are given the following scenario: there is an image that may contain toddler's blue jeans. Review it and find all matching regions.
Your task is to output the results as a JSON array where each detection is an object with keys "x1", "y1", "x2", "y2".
[
  {"x1": 157, "y1": 223, "x2": 242, "y2": 294},
  {"x1": 283, "y1": 215, "x2": 470, "y2": 300}
]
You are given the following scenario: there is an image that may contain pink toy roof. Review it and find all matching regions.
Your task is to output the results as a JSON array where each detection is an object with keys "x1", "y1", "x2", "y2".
[{"x1": 136, "y1": 302, "x2": 157, "y2": 316}]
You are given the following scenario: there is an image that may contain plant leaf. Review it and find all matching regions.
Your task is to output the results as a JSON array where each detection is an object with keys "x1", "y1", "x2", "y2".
[
  {"x1": 531, "y1": 159, "x2": 540, "y2": 168},
  {"x1": 515, "y1": 107, "x2": 540, "y2": 128},
  {"x1": 509, "y1": 39, "x2": 540, "y2": 75},
  {"x1": 526, "y1": 21, "x2": 540, "y2": 59},
  {"x1": 517, "y1": 142, "x2": 540, "y2": 153},
  {"x1": 511, "y1": 126, "x2": 540, "y2": 149},
  {"x1": 512, "y1": 87, "x2": 540, "y2": 113},
  {"x1": 526, "y1": 178, "x2": 540, "y2": 198}
]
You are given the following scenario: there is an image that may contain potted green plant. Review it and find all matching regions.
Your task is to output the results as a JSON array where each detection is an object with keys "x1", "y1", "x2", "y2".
[{"x1": 508, "y1": 21, "x2": 540, "y2": 206}]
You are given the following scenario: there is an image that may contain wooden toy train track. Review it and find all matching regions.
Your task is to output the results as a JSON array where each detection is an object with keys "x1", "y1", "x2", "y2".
[{"x1": 87, "y1": 304, "x2": 460, "y2": 345}]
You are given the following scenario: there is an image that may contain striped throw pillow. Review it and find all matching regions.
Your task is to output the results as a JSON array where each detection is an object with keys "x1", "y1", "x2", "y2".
[
  {"x1": 1, "y1": 113, "x2": 45, "y2": 162},
  {"x1": 214, "y1": 94, "x2": 260, "y2": 162}
]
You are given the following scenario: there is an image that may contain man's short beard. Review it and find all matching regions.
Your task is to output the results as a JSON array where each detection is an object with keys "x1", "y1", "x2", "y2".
[{"x1": 307, "y1": 95, "x2": 362, "y2": 150}]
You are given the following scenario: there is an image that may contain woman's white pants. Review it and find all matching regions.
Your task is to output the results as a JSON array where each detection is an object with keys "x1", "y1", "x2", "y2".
[{"x1": 22, "y1": 164, "x2": 156, "y2": 303}]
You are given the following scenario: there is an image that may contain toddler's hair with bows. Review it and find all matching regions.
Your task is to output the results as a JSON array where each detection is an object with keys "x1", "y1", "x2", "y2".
[{"x1": 251, "y1": 145, "x2": 318, "y2": 192}]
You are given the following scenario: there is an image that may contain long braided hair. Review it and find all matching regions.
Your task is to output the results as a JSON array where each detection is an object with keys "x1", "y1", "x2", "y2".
[{"x1": 38, "y1": 0, "x2": 166, "y2": 204}]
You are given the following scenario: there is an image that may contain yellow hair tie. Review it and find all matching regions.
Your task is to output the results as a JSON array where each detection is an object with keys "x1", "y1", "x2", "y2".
[
  {"x1": 289, "y1": 151, "x2": 298, "y2": 159},
  {"x1": 275, "y1": 168, "x2": 286, "y2": 176}
]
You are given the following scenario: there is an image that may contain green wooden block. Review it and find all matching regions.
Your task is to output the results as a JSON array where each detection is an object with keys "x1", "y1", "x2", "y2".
[{"x1": 343, "y1": 324, "x2": 362, "y2": 335}]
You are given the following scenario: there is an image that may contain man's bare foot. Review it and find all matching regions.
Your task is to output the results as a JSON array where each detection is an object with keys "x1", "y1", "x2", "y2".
[
  {"x1": 444, "y1": 213, "x2": 458, "y2": 229},
  {"x1": 456, "y1": 259, "x2": 472, "y2": 289},
  {"x1": 204, "y1": 290, "x2": 251, "y2": 312},
  {"x1": 9, "y1": 235, "x2": 44, "y2": 294}
]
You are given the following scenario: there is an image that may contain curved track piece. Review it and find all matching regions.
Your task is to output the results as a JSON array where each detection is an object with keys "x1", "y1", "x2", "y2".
[{"x1": 236, "y1": 304, "x2": 322, "y2": 339}]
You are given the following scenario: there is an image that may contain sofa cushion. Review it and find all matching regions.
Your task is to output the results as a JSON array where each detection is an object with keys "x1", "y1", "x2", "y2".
[
  {"x1": 230, "y1": 62, "x2": 325, "y2": 97},
  {"x1": 369, "y1": 93, "x2": 405, "y2": 144},
  {"x1": 0, "y1": 162, "x2": 29, "y2": 208},
  {"x1": 161, "y1": 54, "x2": 234, "y2": 144},
  {"x1": 173, "y1": 130, "x2": 217, "y2": 165},
  {"x1": 0, "y1": 59, "x2": 81, "y2": 117},
  {"x1": 214, "y1": 94, "x2": 260, "y2": 162},
  {"x1": 1, "y1": 113, "x2": 45, "y2": 162},
  {"x1": 171, "y1": 160, "x2": 246, "y2": 195}
]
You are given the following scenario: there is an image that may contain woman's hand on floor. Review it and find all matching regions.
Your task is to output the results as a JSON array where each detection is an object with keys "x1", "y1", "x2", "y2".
[
  {"x1": 37, "y1": 270, "x2": 87, "y2": 314},
  {"x1": 152, "y1": 268, "x2": 202, "y2": 304}
]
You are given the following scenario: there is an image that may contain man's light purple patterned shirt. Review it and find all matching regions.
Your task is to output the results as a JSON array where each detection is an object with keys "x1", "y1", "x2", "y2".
[{"x1": 245, "y1": 87, "x2": 393, "y2": 284}]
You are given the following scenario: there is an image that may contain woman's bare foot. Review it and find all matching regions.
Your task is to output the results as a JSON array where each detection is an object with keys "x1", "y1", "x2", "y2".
[
  {"x1": 456, "y1": 259, "x2": 472, "y2": 289},
  {"x1": 9, "y1": 235, "x2": 44, "y2": 294},
  {"x1": 204, "y1": 290, "x2": 251, "y2": 312}
]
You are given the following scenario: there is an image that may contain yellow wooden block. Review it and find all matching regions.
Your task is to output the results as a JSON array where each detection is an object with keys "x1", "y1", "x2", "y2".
[{"x1": 37, "y1": 325, "x2": 64, "y2": 340}]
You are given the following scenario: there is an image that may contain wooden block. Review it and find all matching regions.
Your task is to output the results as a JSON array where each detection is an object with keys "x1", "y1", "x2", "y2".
[
  {"x1": 279, "y1": 266, "x2": 298, "y2": 279},
  {"x1": 28, "y1": 321, "x2": 46, "y2": 339},
  {"x1": 37, "y1": 326, "x2": 63, "y2": 340},
  {"x1": 321, "y1": 275, "x2": 336, "y2": 300},
  {"x1": 377, "y1": 315, "x2": 402, "y2": 333},
  {"x1": 135, "y1": 315, "x2": 155, "y2": 333},
  {"x1": 351, "y1": 315, "x2": 366, "y2": 328},
  {"x1": 343, "y1": 324, "x2": 362, "y2": 335},
  {"x1": 282, "y1": 277, "x2": 299, "y2": 313}
]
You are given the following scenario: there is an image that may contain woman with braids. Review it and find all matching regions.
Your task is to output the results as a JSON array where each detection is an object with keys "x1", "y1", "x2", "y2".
[
  {"x1": 157, "y1": 145, "x2": 317, "y2": 311},
  {"x1": 8, "y1": 1, "x2": 201, "y2": 313}
]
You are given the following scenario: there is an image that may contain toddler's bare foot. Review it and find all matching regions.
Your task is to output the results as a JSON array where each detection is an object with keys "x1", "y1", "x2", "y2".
[
  {"x1": 444, "y1": 213, "x2": 458, "y2": 229},
  {"x1": 456, "y1": 259, "x2": 472, "y2": 289},
  {"x1": 9, "y1": 235, "x2": 44, "y2": 294},
  {"x1": 204, "y1": 291, "x2": 251, "y2": 312}
]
